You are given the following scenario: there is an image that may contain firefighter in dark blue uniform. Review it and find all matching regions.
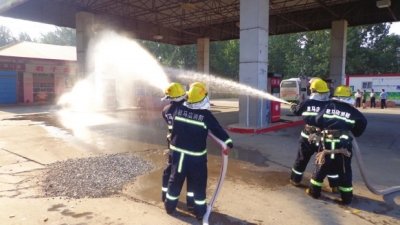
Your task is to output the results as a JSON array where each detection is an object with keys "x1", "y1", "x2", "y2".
[
  {"x1": 164, "y1": 82, "x2": 233, "y2": 220},
  {"x1": 290, "y1": 78, "x2": 339, "y2": 190},
  {"x1": 161, "y1": 82, "x2": 195, "y2": 210},
  {"x1": 307, "y1": 85, "x2": 367, "y2": 205}
]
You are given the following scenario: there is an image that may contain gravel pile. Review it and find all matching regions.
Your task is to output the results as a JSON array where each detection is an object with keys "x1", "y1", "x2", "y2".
[{"x1": 43, "y1": 153, "x2": 153, "y2": 198}]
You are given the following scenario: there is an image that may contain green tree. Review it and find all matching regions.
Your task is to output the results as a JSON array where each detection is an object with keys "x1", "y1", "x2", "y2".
[
  {"x1": 269, "y1": 33, "x2": 303, "y2": 78},
  {"x1": 40, "y1": 27, "x2": 76, "y2": 46},
  {"x1": 18, "y1": 32, "x2": 33, "y2": 42},
  {"x1": 301, "y1": 30, "x2": 330, "y2": 78},
  {"x1": 0, "y1": 26, "x2": 15, "y2": 46},
  {"x1": 346, "y1": 23, "x2": 400, "y2": 74},
  {"x1": 210, "y1": 40, "x2": 239, "y2": 79},
  {"x1": 140, "y1": 40, "x2": 196, "y2": 69}
]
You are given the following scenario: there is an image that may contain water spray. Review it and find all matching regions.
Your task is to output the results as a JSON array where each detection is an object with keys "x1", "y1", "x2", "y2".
[
  {"x1": 165, "y1": 67, "x2": 292, "y2": 105},
  {"x1": 57, "y1": 30, "x2": 170, "y2": 143}
]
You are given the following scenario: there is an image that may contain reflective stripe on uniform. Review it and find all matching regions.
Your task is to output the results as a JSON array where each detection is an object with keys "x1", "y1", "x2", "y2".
[
  {"x1": 168, "y1": 125, "x2": 173, "y2": 129},
  {"x1": 162, "y1": 187, "x2": 168, "y2": 192},
  {"x1": 178, "y1": 153, "x2": 185, "y2": 173},
  {"x1": 302, "y1": 112, "x2": 318, "y2": 116},
  {"x1": 166, "y1": 193, "x2": 179, "y2": 201},
  {"x1": 322, "y1": 114, "x2": 355, "y2": 124},
  {"x1": 195, "y1": 199, "x2": 206, "y2": 205},
  {"x1": 175, "y1": 116, "x2": 207, "y2": 129},
  {"x1": 339, "y1": 186, "x2": 353, "y2": 192},
  {"x1": 292, "y1": 168, "x2": 303, "y2": 175},
  {"x1": 187, "y1": 192, "x2": 194, "y2": 197},
  {"x1": 325, "y1": 139, "x2": 340, "y2": 159},
  {"x1": 340, "y1": 135, "x2": 349, "y2": 139},
  {"x1": 301, "y1": 131, "x2": 309, "y2": 139},
  {"x1": 225, "y1": 138, "x2": 233, "y2": 144},
  {"x1": 327, "y1": 174, "x2": 339, "y2": 179},
  {"x1": 170, "y1": 145, "x2": 207, "y2": 156},
  {"x1": 310, "y1": 179, "x2": 323, "y2": 187}
]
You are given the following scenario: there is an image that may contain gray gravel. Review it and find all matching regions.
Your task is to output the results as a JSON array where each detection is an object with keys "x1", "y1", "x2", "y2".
[{"x1": 43, "y1": 153, "x2": 153, "y2": 198}]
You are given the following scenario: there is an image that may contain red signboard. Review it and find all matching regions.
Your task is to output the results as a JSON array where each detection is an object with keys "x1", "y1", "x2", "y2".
[{"x1": 0, "y1": 62, "x2": 25, "y2": 71}]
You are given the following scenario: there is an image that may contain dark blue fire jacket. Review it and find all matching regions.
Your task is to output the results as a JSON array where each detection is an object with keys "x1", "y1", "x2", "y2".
[
  {"x1": 169, "y1": 104, "x2": 232, "y2": 163},
  {"x1": 162, "y1": 100, "x2": 185, "y2": 132},
  {"x1": 316, "y1": 99, "x2": 367, "y2": 137},
  {"x1": 292, "y1": 99, "x2": 330, "y2": 127}
]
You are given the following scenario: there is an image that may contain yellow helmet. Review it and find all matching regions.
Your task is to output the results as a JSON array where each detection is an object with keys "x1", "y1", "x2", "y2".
[
  {"x1": 187, "y1": 82, "x2": 208, "y2": 103},
  {"x1": 334, "y1": 85, "x2": 352, "y2": 97},
  {"x1": 163, "y1": 82, "x2": 186, "y2": 99},
  {"x1": 309, "y1": 78, "x2": 329, "y2": 93}
]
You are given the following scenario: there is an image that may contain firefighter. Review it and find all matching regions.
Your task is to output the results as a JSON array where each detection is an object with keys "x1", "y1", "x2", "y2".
[
  {"x1": 307, "y1": 85, "x2": 367, "y2": 205},
  {"x1": 160, "y1": 82, "x2": 195, "y2": 210},
  {"x1": 164, "y1": 82, "x2": 233, "y2": 220},
  {"x1": 289, "y1": 78, "x2": 339, "y2": 191}
]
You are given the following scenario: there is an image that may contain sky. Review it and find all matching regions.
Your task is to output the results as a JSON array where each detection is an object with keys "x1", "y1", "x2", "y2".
[{"x1": 1, "y1": 16, "x2": 400, "y2": 39}]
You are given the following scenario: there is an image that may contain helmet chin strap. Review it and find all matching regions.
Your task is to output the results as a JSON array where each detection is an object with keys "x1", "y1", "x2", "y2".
[
  {"x1": 332, "y1": 97, "x2": 355, "y2": 105},
  {"x1": 184, "y1": 96, "x2": 210, "y2": 109},
  {"x1": 309, "y1": 93, "x2": 330, "y2": 101},
  {"x1": 170, "y1": 95, "x2": 186, "y2": 102}
]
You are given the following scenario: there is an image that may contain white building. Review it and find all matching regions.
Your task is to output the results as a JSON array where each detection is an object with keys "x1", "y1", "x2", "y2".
[{"x1": 345, "y1": 74, "x2": 400, "y2": 105}]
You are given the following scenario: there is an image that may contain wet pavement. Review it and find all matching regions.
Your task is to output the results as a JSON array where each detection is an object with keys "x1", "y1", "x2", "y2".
[{"x1": 0, "y1": 101, "x2": 399, "y2": 225}]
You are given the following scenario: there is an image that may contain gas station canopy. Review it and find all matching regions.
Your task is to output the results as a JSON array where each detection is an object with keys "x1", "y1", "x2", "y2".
[{"x1": 1, "y1": 0, "x2": 399, "y2": 45}]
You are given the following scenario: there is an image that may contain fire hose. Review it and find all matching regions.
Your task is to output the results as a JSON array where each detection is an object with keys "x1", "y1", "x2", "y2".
[
  {"x1": 351, "y1": 134, "x2": 400, "y2": 196},
  {"x1": 203, "y1": 132, "x2": 229, "y2": 225}
]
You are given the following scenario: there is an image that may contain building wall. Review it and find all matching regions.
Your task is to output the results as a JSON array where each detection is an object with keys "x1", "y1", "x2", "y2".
[
  {"x1": 0, "y1": 57, "x2": 76, "y2": 104},
  {"x1": 347, "y1": 75, "x2": 400, "y2": 104},
  {"x1": 23, "y1": 72, "x2": 33, "y2": 103}
]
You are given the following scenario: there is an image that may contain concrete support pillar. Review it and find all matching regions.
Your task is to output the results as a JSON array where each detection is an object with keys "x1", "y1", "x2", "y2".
[
  {"x1": 239, "y1": 0, "x2": 269, "y2": 128},
  {"x1": 76, "y1": 11, "x2": 97, "y2": 79},
  {"x1": 329, "y1": 20, "x2": 347, "y2": 87},
  {"x1": 197, "y1": 37, "x2": 210, "y2": 74}
]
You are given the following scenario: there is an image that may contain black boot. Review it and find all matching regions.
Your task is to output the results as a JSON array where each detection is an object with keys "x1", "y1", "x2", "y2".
[
  {"x1": 306, "y1": 186, "x2": 321, "y2": 199},
  {"x1": 340, "y1": 191, "x2": 353, "y2": 205},
  {"x1": 290, "y1": 171, "x2": 302, "y2": 186}
]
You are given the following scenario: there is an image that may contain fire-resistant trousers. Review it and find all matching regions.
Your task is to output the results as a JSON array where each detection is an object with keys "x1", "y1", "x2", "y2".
[
  {"x1": 162, "y1": 151, "x2": 194, "y2": 208},
  {"x1": 309, "y1": 146, "x2": 353, "y2": 204},
  {"x1": 290, "y1": 134, "x2": 339, "y2": 187},
  {"x1": 164, "y1": 151, "x2": 207, "y2": 218}
]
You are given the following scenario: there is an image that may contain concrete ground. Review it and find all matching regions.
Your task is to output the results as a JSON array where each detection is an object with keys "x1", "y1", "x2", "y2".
[{"x1": 0, "y1": 100, "x2": 399, "y2": 225}]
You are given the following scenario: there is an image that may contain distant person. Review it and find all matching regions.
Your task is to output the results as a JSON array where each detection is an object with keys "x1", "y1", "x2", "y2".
[
  {"x1": 164, "y1": 82, "x2": 233, "y2": 220},
  {"x1": 380, "y1": 89, "x2": 388, "y2": 109},
  {"x1": 362, "y1": 90, "x2": 368, "y2": 109},
  {"x1": 306, "y1": 85, "x2": 367, "y2": 205},
  {"x1": 354, "y1": 89, "x2": 361, "y2": 108},
  {"x1": 289, "y1": 78, "x2": 339, "y2": 191},
  {"x1": 370, "y1": 89, "x2": 376, "y2": 108}
]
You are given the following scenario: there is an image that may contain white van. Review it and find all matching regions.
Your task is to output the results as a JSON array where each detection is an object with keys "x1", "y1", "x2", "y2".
[{"x1": 280, "y1": 77, "x2": 309, "y2": 103}]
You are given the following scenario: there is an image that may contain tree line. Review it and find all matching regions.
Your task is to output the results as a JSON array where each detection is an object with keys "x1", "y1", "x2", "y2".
[{"x1": 1, "y1": 23, "x2": 399, "y2": 79}]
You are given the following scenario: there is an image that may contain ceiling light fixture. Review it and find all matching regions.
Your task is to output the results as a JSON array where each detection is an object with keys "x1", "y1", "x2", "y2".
[
  {"x1": 153, "y1": 34, "x2": 163, "y2": 40},
  {"x1": 376, "y1": 0, "x2": 391, "y2": 8}
]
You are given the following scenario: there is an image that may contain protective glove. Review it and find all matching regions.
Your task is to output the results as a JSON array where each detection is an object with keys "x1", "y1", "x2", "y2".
[
  {"x1": 223, "y1": 142, "x2": 233, "y2": 155},
  {"x1": 290, "y1": 103, "x2": 298, "y2": 113}
]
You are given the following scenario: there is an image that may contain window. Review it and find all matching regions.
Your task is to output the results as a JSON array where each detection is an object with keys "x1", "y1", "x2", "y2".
[
  {"x1": 280, "y1": 80, "x2": 297, "y2": 88},
  {"x1": 32, "y1": 73, "x2": 55, "y2": 103},
  {"x1": 362, "y1": 82, "x2": 372, "y2": 89}
]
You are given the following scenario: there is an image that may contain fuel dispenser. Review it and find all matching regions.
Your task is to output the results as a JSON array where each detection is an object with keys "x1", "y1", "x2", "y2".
[{"x1": 267, "y1": 72, "x2": 282, "y2": 123}]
